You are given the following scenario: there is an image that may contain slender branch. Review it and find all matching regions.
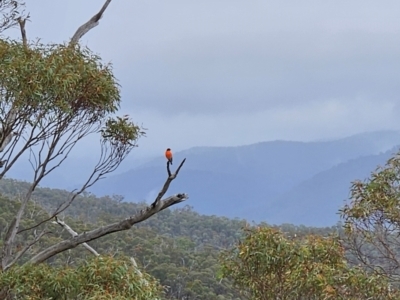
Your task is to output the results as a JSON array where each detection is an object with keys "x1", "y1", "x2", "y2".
[
  {"x1": 17, "y1": 128, "x2": 132, "y2": 235},
  {"x1": 1, "y1": 116, "x2": 77, "y2": 267},
  {"x1": 152, "y1": 158, "x2": 186, "y2": 207},
  {"x1": 1, "y1": 179, "x2": 40, "y2": 269},
  {"x1": 3, "y1": 230, "x2": 51, "y2": 271},
  {"x1": 167, "y1": 160, "x2": 172, "y2": 176},
  {"x1": 53, "y1": 217, "x2": 99, "y2": 257},
  {"x1": 0, "y1": 109, "x2": 48, "y2": 178},
  {"x1": 70, "y1": 0, "x2": 112, "y2": 44}
]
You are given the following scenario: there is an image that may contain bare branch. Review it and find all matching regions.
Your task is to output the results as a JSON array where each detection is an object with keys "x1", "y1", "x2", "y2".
[
  {"x1": 31, "y1": 193, "x2": 188, "y2": 264},
  {"x1": 17, "y1": 128, "x2": 135, "y2": 235},
  {"x1": 17, "y1": 17, "x2": 26, "y2": 47},
  {"x1": 53, "y1": 217, "x2": 100, "y2": 257},
  {"x1": 52, "y1": 217, "x2": 147, "y2": 284},
  {"x1": 167, "y1": 160, "x2": 172, "y2": 176},
  {"x1": 30, "y1": 159, "x2": 188, "y2": 264},
  {"x1": 1, "y1": 182, "x2": 37, "y2": 269},
  {"x1": 1, "y1": 114, "x2": 100, "y2": 267},
  {"x1": 70, "y1": 0, "x2": 112, "y2": 44},
  {"x1": 153, "y1": 158, "x2": 186, "y2": 207}
]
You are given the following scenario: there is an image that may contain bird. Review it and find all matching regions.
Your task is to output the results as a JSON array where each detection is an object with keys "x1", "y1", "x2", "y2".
[{"x1": 165, "y1": 148, "x2": 173, "y2": 165}]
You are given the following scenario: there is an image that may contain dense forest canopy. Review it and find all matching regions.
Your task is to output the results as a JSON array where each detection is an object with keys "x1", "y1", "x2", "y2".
[{"x1": 0, "y1": 179, "x2": 343, "y2": 299}]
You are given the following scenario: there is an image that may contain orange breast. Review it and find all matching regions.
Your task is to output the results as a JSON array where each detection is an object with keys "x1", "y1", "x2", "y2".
[{"x1": 165, "y1": 150, "x2": 172, "y2": 159}]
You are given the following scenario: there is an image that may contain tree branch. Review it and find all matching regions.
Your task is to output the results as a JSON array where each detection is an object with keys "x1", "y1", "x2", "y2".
[
  {"x1": 52, "y1": 216, "x2": 99, "y2": 257},
  {"x1": 1, "y1": 180, "x2": 39, "y2": 269},
  {"x1": 167, "y1": 160, "x2": 172, "y2": 176},
  {"x1": 70, "y1": 0, "x2": 112, "y2": 44},
  {"x1": 153, "y1": 158, "x2": 186, "y2": 207},
  {"x1": 0, "y1": 108, "x2": 17, "y2": 154},
  {"x1": 31, "y1": 193, "x2": 188, "y2": 264},
  {"x1": 53, "y1": 217, "x2": 150, "y2": 285},
  {"x1": 29, "y1": 159, "x2": 188, "y2": 264},
  {"x1": 17, "y1": 17, "x2": 27, "y2": 47},
  {"x1": 3, "y1": 230, "x2": 51, "y2": 271}
]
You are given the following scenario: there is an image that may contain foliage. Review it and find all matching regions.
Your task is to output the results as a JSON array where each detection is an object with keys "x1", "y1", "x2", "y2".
[
  {"x1": 0, "y1": 39, "x2": 119, "y2": 114},
  {"x1": 220, "y1": 226, "x2": 395, "y2": 299},
  {"x1": 0, "y1": 39, "x2": 142, "y2": 150},
  {"x1": 0, "y1": 186, "x2": 246, "y2": 299},
  {"x1": 0, "y1": 256, "x2": 162, "y2": 299},
  {"x1": 341, "y1": 152, "x2": 400, "y2": 283}
]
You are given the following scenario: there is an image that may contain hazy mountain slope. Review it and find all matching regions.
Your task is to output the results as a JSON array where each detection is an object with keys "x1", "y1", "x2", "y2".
[
  {"x1": 89, "y1": 131, "x2": 400, "y2": 224},
  {"x1": 92, "y1": 166, "x2": 259, "y2": 218},
  {"x1": 128, "y1": 131, "x2": 400, "y2": 187},
  {"x1": 262, "y1": 149, "x2": 395, "y2": 226}
]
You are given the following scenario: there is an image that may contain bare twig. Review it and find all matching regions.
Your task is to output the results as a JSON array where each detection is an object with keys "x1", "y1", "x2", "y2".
[
  {"x1": 167, "y1": 160, "x2": 172, "y2": 176},
  {"x1": 53, "y1": 216, "x2": 99, "y2": 257},
  {"x1": 70, "y1": 0, "x2": 112, "y2": 44}
]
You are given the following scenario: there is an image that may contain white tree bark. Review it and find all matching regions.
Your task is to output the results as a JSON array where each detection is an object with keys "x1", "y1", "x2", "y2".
[
  {"x1": 70, "y1": 0, "x2": 113, "y2": 44},
  {"x1": 53, "y1": 217, "x2": 100, "y2": 257}
]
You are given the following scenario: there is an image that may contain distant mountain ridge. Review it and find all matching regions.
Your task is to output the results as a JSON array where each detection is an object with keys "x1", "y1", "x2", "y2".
[
  {"x1": 261, "y1": 149, "x2": 398, "y2": 226},
  {"x1": 89, "y1": 130, "x2": 400, "y2": 226}
]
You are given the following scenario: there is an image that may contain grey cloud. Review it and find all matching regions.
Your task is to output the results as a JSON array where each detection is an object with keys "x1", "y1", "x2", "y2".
[
  {"x1": 91, "y1": 0, "x2": 400, "y2": 115},
  {"x1": 4, "y1": 0, "x2": 400, "y2": 160},
  {"x1": 18, "y1": 1, "x2": 400, "y2": 115}
]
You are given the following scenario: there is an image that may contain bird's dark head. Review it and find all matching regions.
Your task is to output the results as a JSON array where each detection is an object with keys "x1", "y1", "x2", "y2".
[{"x1": 166, "y1": 148, "x2": 171, "y2": 151}]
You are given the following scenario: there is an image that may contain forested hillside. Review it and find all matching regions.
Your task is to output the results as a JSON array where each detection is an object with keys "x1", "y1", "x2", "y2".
[{"x1": 0, "y1": 179, "x2": 340, "y2": 299}]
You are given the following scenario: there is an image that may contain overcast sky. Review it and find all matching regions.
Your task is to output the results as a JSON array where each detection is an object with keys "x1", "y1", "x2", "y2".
[{"x1": 6, "y1": 0, "x2": 400, "y2": 160}]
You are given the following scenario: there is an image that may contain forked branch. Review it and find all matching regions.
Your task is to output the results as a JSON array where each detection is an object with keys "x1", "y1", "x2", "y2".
[
  {"x1": 53, "y1": 217, "x2": 99, "y2": 257},
  {"x1": 30, "y1": 159, "x2": 188, "y2": 264},
  {"x1": 154, "y1": 158, "x2": 186, "y2": 207}
]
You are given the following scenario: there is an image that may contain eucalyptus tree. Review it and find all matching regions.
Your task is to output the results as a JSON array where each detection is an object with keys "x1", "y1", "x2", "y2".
[{"x1": 0, "y1": 1, "x2": 188, "y2": 297}]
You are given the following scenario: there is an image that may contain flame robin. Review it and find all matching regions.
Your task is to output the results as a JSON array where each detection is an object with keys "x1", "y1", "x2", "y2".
[{"x1": 165, "y1": 148, "x2": 173, "y2": 165}]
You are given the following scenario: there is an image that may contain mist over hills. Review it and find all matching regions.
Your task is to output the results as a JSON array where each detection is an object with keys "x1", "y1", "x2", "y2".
[
  {"x1": 261, "y1": 150, "x2": 395, "y2": 226},
  {"x1": 88, "y1": 130, "x2": 400, "y2": 226}
]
